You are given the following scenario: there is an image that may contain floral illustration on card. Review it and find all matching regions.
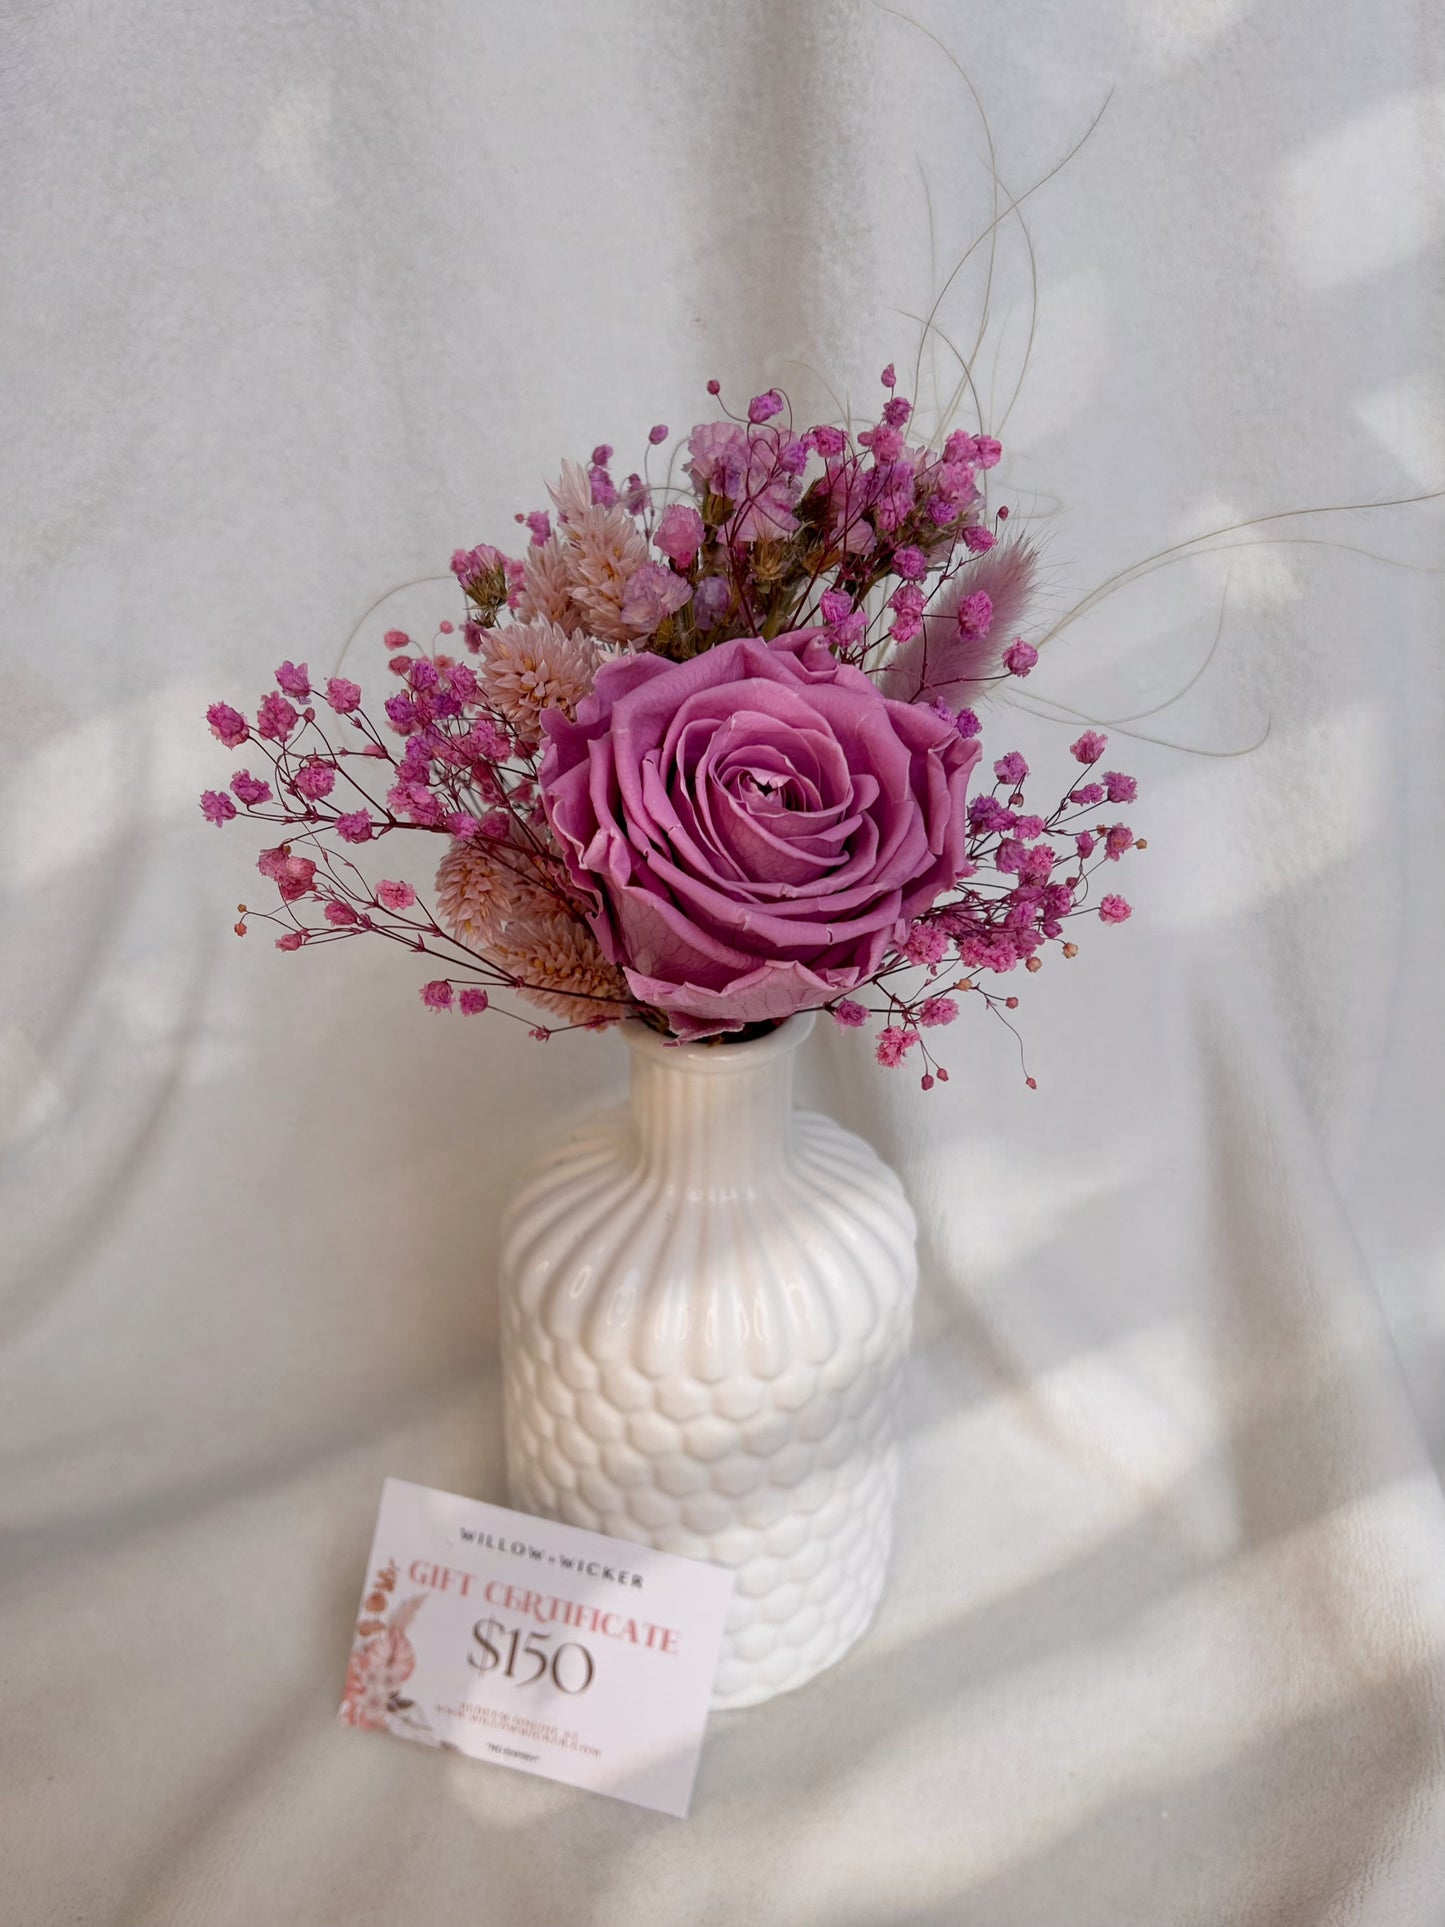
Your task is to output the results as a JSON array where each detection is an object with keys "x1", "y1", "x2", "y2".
[{"x1": 338, "y1": 1558, "x2": 435, "y2": 1741}]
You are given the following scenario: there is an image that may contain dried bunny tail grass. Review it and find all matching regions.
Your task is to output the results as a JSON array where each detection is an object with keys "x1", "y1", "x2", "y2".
[
  {"x1": 879, "y1": 535, "x2": 1040, "y2": 706},
  {"x1": 490, "y1": 913, "x2": 633, "y2": 1025},
  {"x1": 960, "y1": 532, "x2": 1039, "y2": 641}
]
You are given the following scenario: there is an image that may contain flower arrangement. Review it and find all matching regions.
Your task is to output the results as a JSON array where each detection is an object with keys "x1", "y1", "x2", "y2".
[{"x1": 201, "y1": 369, "x2": 1139, "y2": 1086}]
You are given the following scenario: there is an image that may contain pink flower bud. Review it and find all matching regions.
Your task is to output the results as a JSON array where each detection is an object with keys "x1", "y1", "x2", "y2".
[
  {"x1": 199, "y1": 789, "x2": 237, "y2": 826},
  {"x1": 206, "y1": 702, "x2": 249, "y2": 748},
  {"x1": 958, "y1": 591, "x2": 994, "y2": 637},
  {"x1": 654, "y1": 503, "x2": 705, "y2": 571},
  {"x1": 230, "y1": 770, "x2": 271, "y2": 806},
  {"x1": 256, "y1": 693, "x2": 299, "y2": 742},
  {"x1": 1070, "y1": 730, "x2": 1108, "y2": 764}
]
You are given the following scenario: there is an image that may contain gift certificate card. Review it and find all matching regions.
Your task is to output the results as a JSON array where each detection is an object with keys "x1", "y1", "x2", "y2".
[{"x1": 339, "y1": 1478, "x2": 735, "y2": 1817}]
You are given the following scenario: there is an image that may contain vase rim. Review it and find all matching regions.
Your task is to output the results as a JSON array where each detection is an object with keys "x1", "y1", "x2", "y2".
[{"x1": 621, "y1": 1009, "x2": 816, "y2": 1073}]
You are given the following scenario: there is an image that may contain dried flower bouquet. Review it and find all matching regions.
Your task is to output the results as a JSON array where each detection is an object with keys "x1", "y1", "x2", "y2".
[{"x1": 202, "y1": 368, "x2": 1139, "y2": 1085}]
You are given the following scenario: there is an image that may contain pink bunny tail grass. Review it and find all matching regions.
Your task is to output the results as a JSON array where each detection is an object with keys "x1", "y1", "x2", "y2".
[{"x1": 881, "y1": 537, "x2": 1039, "y2": 707}]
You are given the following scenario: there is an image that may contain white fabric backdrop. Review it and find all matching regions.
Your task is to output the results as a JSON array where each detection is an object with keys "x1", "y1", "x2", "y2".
[{"x1": 4, "y1": 1, "x2": 1445, "y2": 1920}]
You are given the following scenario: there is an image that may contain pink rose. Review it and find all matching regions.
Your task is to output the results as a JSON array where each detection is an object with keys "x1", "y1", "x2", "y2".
[{"x1": 539, "y1": 632, "x2": 978, "y2": 1037}]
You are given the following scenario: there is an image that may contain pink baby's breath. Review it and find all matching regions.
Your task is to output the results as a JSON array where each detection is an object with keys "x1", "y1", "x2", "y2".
[
  {"x1": 231, "y1": 770, "x2": 272, "y2": 806},
  {"x1": 200, "y1": 789, "x2": 236, "y2": 827},
  {"x1": 326, "y1": 677, "x2": 362, "y2": 714},
  {"x1": 257, "y1": 693, "x2": 300, "y2": 743},
  {"x1": 293, "y1": 762, "x2": 336, "y2": 801},
  {"x1": 901, "y1": 921, "x2": 948, "y2": 966},
  {"x1": 206, "y1": 702, "x2": 249, "y2": 748},
  {"x1": 876, "y1": 1027, "x2": 920, "y2": 1067},
  {"x1": 258, "y1": 848, "x2": 317, "y2": 902}
]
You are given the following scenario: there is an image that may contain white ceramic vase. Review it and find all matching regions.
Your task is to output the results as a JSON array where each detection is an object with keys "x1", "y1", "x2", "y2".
[{"x1": 497, "y1": 1011, "x2": 917, "y2": 1708}]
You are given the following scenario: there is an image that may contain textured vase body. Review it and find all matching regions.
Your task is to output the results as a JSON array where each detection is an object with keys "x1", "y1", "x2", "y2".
[{"x1": 498, "y1": 1013, "x2": 917, "y2": 1708}]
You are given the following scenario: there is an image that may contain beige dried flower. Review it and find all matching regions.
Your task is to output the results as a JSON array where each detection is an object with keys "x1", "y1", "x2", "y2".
[
  {"x1": 434, "y1": 839, "x2": 555, "y2": 950},
  {"x1": 476, "y1": 618, "x2": 600, "y2": 747},
  {"x1": 514, "y1": 536, "x2": 583, "y2": 634},
  {"x1": 547, "y1": 459, "x2": 595, "y2": 525},
  {"x1": 490, "y1": 913, "x2": 632, "y2": 1024},
  {"x1": 564, "y1": 505, "x2": 652, "y2": 643}
]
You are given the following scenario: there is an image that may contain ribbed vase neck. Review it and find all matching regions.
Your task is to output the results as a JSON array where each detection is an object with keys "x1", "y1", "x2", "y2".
[{"x1": 624, "y1": 1017, "x2": 812, "y2": 1194}]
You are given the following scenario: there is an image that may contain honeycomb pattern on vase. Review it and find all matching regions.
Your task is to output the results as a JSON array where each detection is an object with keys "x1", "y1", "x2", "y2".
[{"x1": 497, "y1": 1016, "x2": 918, "y2": 1709}]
